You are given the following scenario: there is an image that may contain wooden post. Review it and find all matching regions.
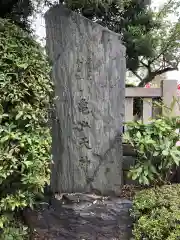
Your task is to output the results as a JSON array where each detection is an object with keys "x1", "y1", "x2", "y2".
[
  {"x1": 125, "y1": 98, "x2": 133, "y2": 122},
  {"x1": 162, "y1": 80, "x2": 180, "y2": 117},
  {"x1": 143, "y1": 98, "x2": 152, "y2": 123},
  {"x1": 162, "y1": 80, "x2": 180, "y2": 183}
]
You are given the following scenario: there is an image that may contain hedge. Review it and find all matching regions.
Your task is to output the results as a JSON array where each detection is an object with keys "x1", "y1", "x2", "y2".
[
  {"x1": 131, "y1": 184, "x2": 180, "y2": 240},
  {"x1": 0, "y1": 18, "x2": 53, "y2": 238}
]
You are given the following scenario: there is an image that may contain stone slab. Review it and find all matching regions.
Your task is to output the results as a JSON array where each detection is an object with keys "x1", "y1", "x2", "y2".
[{"x1": 24, "y1": 194, "x2": 133, "y2": 240}]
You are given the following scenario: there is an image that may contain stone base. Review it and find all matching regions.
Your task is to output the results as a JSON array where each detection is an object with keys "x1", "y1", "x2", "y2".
[{"x1": 24, "y1": 194, "x2": 133, "y2": 240}]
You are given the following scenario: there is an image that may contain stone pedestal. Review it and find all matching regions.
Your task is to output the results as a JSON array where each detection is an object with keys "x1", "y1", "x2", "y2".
[
  {"x1": 45, "y1": 5, "x2": 126, "y2": 195},
  {"x1": 24, "y1": 194, "x2": 132, "y2": 240}
]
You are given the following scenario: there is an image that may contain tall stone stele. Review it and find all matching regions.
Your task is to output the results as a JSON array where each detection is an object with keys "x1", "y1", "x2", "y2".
[{"x1": 45, "y1": 4, "x2": 126, "y2": 196}]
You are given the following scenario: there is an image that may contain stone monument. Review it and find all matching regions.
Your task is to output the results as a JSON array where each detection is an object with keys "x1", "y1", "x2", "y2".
[{"x1": 45, "y1": 4, "x2": 126, "y2": 196}]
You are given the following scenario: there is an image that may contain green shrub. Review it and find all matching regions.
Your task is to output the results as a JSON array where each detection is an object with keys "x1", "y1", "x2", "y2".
[
  {"x1": 124, "y1": 116, "x2": 180, "y2": 185},
  {"x1": 0, "y1": 219, "x2": 28, "y2": 240},
  {"x1": 131, "y1": 184, "x2": 180, "y2": 240},
  {"x1": 0, "y1": 18, "x2": 53, "y2": 238}
]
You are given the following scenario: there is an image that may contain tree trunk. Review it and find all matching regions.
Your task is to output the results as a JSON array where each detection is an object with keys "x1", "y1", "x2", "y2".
[{"x1": 45, "y1": 4, "x2": 126, "y2": 196}]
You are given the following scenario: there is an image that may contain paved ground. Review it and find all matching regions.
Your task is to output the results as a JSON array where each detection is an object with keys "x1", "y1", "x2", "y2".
[{"x1": 24, "y1": 194, "x2": 133, "y2": 240}]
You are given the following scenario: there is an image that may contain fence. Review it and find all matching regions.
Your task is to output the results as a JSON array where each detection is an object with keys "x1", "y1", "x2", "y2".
[
  {"x1": 123, "y1": 80, "x2": 180, "y2": 184},
  {"x1": 125, "y1": 80, "x2": 180, "y2": 123}
]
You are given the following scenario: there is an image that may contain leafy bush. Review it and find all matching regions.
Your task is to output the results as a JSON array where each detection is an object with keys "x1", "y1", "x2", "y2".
[
  {"x1": 131, "y1": 184, "x2": 180, "y2": 240},
  {"x1": 124, "y1": 116, "x2": 180, "y2": 185},
  {"x1": 0, "y1": 18, "x2": 53, "y2": 238}
]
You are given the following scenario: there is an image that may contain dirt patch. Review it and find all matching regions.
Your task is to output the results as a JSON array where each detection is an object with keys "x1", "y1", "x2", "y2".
[{"x1": 120, "y1": 184, "x2": 144, "y2": 200}]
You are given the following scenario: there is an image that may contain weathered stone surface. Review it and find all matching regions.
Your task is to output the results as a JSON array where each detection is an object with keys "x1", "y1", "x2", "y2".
[
  {"x1": 24, "y1": 194, "x2": 133, "y2": 240},
  {"x1": 45, "y1": 5, "x2": 126, "y2": 195}
]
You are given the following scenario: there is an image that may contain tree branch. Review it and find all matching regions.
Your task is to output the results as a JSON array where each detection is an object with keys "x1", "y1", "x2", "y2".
[
  {"x1": 138, "y1": 73, "x2": 153, "y2": 87},
  {"x1": 138, "y1": 66, "x2": 178, "y2": 87},
  {"x1": 149, "y1": 24, "x2": 180, "y2": 66},
  {"x1": 154, "y1": 66, "x2": 178, "y2": 76},
  {"x1": 132, "y1": 71, "x2": 143, "y2": 82},
  {"x1": 140, "y1": 60, "x2": 149, "y2": 68}
]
